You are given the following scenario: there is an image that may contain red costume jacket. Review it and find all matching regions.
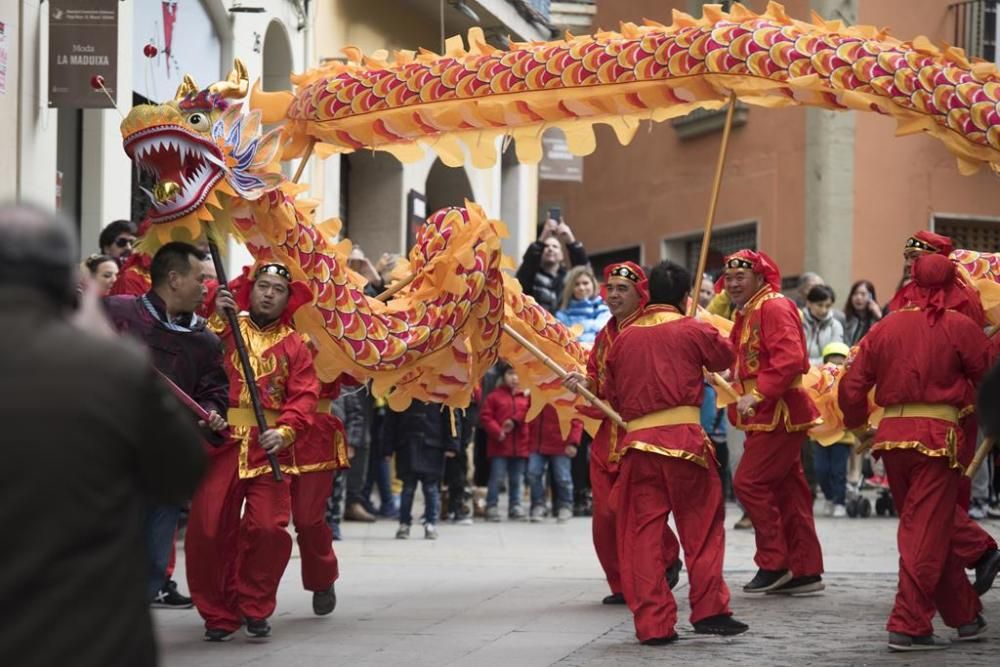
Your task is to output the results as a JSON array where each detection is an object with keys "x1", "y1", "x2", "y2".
[
  {"x1": 528, "y1": 404, "x2": 584, "y2": 456},
  {"x1": 479, "y1": 385, "x2": 531, "y2": 458},
  {"x1": 728, "y1": 286, "x2": 819, "y2": 432},
  {"x1": 584, "y1": 314, "x2": 636, "y2": 463},
  {"x1": 212, "y1": 314, "x2": 320, "y2": 479},
  {"x1": 296, "y1": 380, "x2": 350, "y2": 473},
  {"x1": 839, "y1": 308, "x2": 989, "y2": 468},
  {"x1": 606, "y1": 305, "x2": 735, "y2": 467},
  {"x1": 110, "y1": 253, "x2": 152, "y2": 297}
]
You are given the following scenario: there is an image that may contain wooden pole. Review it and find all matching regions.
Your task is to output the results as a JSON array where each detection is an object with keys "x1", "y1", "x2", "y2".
[
  {"x1": 208, "y1": 240, "x2": 283, "y2": 481},
  {"x1": 966, "y1": 437, "x2": 995, "y2": 478},
  {"x1": 375, "y1": 273, "x2": 416, "y2": 302},
  {"x1": 687, "y1": 92, "x2": 739, "y2": 317},
  {"x1": 500, "y1": 322, "x2": 626, "y2": 429},
  {"x1": 291, "y1": 138, "x2": 317, "y2": 185}
]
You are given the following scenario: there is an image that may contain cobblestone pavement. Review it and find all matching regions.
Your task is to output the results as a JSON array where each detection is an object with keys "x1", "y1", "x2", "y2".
[{"x1": 157, "y1": 504, "x2": 1000, "y2": 667}]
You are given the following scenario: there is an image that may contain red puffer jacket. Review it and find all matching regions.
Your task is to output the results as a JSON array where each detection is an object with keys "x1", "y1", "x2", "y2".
[
  {"x1": 529, "y1": 404, "x2": 583, "y2": 456},
  {"x1": 479, "y1": 385, "x2": 531, "y2": 458}
]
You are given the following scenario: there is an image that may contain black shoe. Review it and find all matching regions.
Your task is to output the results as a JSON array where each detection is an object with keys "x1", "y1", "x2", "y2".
[
  {"x1": 973, "y1": 549, "x2": 1000, "y2": 596},
  {"x1": 956, "y1": 614, "x2": 987, "y2": 642},
  {"x1": 203, "y1": 628, "x2": 235, "y2": 642},
  {"x1": 693, "y1": 614, "x2": 749, "y2": 636},
  {"x1": 641, "y1": 634, "x2": 679, "y2": 646},
  {"x1": 665, "y1": 560, "x2": 682, "y2": 591},
  {"x1": 888, "y1": 632, "x2": 950, "y2": 652},
  {"x1": 602, "y1": 592, "x2": 627, "y2": 605},
  {"x1": 312, "y1": 584, "x2": 337, "y2": 616},
  {"x1": 766, "y1": 574, "x2": 825, "y2": 596},
  {"x1": 244, "y1": 618, "x2": 271, "y2": 640},
  {"x1": 151, "y1": 579, "x2": 194, "y2": 609},
  {"x1": 742, "y1": 568, "x2": 792, "y2": 593}
]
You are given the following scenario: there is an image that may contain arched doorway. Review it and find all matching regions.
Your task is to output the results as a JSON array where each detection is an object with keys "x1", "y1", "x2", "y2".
[{"x1": 426, "y1": 159, "x2": 475, "y2": 217}]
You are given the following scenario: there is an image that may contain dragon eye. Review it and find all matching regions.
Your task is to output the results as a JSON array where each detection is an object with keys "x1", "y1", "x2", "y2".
[{"x1": 186, "y1": 113, "x2": 210, "y2": 131}]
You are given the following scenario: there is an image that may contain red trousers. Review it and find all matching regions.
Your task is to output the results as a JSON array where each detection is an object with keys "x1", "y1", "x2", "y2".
[
  {"x1": 952, "y1": 415, "x2": 996, "y2": 567},
  {"x1": 882, "y1": 449, "x2": 981, "y2": 636},
  {"x1": 186, "y1": 446, "x2": 293, "y2": 631},
  {"x1": 956, "y1": 415, "x2": 977, "y2": 510},
  {"x1": 290, "y1": 471, "x2": 339, "y2": 592},
  {"x1": 734, "y1": 428, "x2": 824, "y2": 575},
  {"x1": 590, "y1": 442, "x2": 622, "y2": 594},
  {"x1": 616, "y1": 450, "x2": 730, "y2": 641}
]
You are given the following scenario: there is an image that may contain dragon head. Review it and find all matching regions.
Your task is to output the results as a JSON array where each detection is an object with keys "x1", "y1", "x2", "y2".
[{"x1": 121, "y1": 59, "x2": 284, "y2": 241}]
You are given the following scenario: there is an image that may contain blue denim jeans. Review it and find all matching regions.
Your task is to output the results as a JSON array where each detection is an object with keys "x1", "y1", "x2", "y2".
[
  {"x1": 486, "y1": 456, "x2": 527, "y2": 513},
  {"x1": 399, "y1": 474, "x2": 442, "y2": 526},
  {"x1": 527, "y1": 453, "x2": 574, "y2": 511},
  {"x1": 144, "y1": 504, "x2": 180, "y2": 601},
  {"x1": 812, "y1": 442, "x2": 850, "y2": 506}
]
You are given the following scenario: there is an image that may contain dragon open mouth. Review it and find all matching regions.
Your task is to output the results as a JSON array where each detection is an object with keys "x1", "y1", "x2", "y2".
[{"x1": 124, "y1": 126, "x2": 226, "y2": 223}]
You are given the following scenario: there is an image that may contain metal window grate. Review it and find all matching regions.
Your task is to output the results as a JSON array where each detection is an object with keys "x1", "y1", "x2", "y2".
[
  {"x1": 936, "y1": 217, "x2": 1000, "y2": 252},
  {"x1": 684, "y1": 224, "x2": 757, "y2": 278},
  {"x1": 950, "y1": 0, "x2": 998, "y2": 61}
]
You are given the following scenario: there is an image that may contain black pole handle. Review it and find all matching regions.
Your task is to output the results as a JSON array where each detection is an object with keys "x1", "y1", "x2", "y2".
[{"x1": 209, "y1": 240, "x2": 283, "y2": 482}]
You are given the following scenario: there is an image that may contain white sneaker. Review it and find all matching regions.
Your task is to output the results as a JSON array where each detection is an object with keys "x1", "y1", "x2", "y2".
[
  {"x1": 832, "y1": 504, "x2": 847, "y2": 518},
  {"x1": 823, "y1": 500, "x2": 834, "y2": 517},
  {"x1": 395, "y1": 524, "x2": 410, "y2": 539},
  {"x1": 529, "y1": 505, "x2": 546, "y2": 523},
  {"x1": 424, "y1": 524, "x2": 438, "y2": 540},
  {"x1": 969, "y1": 504, "x2": 988, "y2": 520},
  {"x1": 556, "y1": 507, "x2": 572, "y2": 523}
]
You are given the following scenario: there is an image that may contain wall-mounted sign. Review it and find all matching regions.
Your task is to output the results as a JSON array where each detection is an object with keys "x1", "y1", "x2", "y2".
[
  {"x1": 48, "y1": 0, "x2": 118, "y2": 108},
  {"x1": 539, "y1": 129, "x2": 583, "y2": 182}
]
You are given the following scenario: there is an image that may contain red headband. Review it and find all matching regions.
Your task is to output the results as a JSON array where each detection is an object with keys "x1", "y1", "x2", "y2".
[
  {"x1": 230, "y1": 263, "x2": 313, "y2": 325},
  {"x1": 601, "y1": 261, "x2": 649, "y2": 309},
  {"x1": 715, "y1": 249, "x2": 782, "y2": 293},
  {"x1": 905, "y1": 230, "x2": 954, "y2": 257}
]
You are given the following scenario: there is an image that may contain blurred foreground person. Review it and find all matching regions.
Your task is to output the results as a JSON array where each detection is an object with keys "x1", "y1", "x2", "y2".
[{"x1": 0, "y1": 204, "x2": 205, "y2": 667}]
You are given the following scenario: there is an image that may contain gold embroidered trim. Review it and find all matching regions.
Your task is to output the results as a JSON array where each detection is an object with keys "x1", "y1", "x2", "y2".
[
  {"x1": 872, "y1": 438, "x2": 960, "y2": 471},
  {"x1": 626, "y1": 442, "x2": 710, "y2": 468}
]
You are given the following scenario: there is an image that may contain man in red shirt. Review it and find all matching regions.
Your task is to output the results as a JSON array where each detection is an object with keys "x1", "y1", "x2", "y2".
[
  {"x1": 723, "y1": 250, "x2": 824, "y2": 594},
  {"x1": 186, "y1": 262, "x2": 319, "y2": 642},
  {"x1": 564, "y1": 262, "x2": 680, "y2": 604},
  {"x1": 605, "y1": 260, "x2": 747, "y2": 644},
  {"x1": 840, "y1": 254, "x2": 989, "y2": 651},
  {"x1": 886, "y1": 231, "x2": 998, "y2": 585}
]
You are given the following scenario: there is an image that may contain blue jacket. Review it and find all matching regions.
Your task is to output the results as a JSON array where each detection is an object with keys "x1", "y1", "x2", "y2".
[{"x1": 555, "y1": 297, "x2": 611, "y2": 344}]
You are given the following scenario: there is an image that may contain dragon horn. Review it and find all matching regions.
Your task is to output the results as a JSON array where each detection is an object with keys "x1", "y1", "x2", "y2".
[
  {"x1": 174, "y1": 74, "x2": 199, "y2": 100},
  {"x1": 209, "y1": 58, "x2": 250, "y2": 100}
]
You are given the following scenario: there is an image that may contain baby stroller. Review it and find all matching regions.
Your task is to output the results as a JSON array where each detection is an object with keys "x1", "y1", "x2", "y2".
[{"x1": 846, "y1": 454, "x2": 895, "y2": 517}]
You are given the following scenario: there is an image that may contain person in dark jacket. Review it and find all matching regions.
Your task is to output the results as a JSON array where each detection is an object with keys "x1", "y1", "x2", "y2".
[
  {"x1": 384, "y1": 400, "x2": 461, "y2": 540},
  {"x1": 516, "y1": 216, "x2": 589, "y2": 313},
  {"x1": 104, "y1": 241, "x2": 229, "y2": 607},
  {"x1": 0, "y1": 204, "x2": 205, "y2": 667}
]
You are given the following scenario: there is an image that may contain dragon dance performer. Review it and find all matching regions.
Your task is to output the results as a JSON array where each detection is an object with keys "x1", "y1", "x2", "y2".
[
  {"x1": 104, "y1": 242, "x2": 229, "y2": 607},
  {"x1": 840, "y1": 254, "x2": 989, "y2": 652},
  {"x1": 886, "y1": 231, "x2": 999, "y2": 581},
  {"x1": 605, "y1": 261, "x2": 748, "y2": 645},
  {"x1": 292, "y1": 375, "x2": 351, "y2": 616},
  {"x1": 722, "y1": 250, "x2": 825, "y2": 595},
  {"x1": 186, "y1": 262, "x2": 319, "y2": 642},
  {"x1": 564, "y1": 261, "x2": 680, "y2": 605}
]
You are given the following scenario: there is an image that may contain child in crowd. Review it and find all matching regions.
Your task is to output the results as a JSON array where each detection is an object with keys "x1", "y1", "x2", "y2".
[
  {"x1": 479, "y1": 363, "x2": 531, "y2": 521},
  {"x1": 384, "y1": 400, "x2": 461, "y2": 540},
  {"x1": 813, "y1": 342, "x2": 854, "y2": 518},
  {"x1": 526, "y1": 405, "x2": 583, "y2": 523}
]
